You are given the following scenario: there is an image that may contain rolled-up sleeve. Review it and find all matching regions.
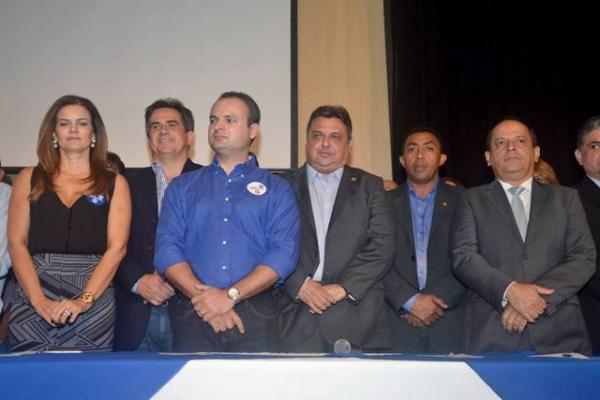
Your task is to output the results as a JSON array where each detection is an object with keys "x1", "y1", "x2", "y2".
[
  {"x1": 154, "y1": 179, "x2": 188, "y2": 274},
  {"x1": 258, "y1": 180, "x2": 300, "y2": 282}
]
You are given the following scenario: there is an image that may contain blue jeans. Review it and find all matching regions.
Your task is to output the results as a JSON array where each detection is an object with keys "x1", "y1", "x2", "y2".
[{"x1": 135, "y1": 306, "x2": 173, "y2": 352}]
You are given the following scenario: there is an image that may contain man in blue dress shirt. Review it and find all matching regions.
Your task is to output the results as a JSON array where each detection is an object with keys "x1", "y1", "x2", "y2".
[
  {"x1": 384, "y1": 128, "x2": 465, "y2": 353},
  {"x1": 154, "y1": 92, "x2": 300, "y2": 352}
]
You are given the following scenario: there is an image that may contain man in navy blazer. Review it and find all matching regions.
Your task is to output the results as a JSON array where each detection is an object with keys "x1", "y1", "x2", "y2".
[
  {"x1": 575, "y1": 115, "x2": 600, "y2": 354},
  {"x1": 113, "y1": 98, "x2": 201, "y2": 351},
  {"x1": 385, "y1": 128, "x2": 465, "y2": 353},
  {"x1": 278, "y1": 105, "x2": 395, "y2": 352},
  {"x1": 451, "y1": 118, "x2": 595, "y2": 354}
]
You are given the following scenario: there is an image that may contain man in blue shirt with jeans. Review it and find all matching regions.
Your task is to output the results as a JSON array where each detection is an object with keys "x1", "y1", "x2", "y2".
[
  {"x1": 154, "y1": 92, "x2": 300, "y2": 352},
  {"x1": 114, "y1": 98, "x2": 201, "y2": 352}
]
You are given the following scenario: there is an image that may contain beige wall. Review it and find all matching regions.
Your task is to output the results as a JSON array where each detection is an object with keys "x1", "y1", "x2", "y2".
[{"x1": 297, "y1": 0, "x2": 392, "y2": 179}]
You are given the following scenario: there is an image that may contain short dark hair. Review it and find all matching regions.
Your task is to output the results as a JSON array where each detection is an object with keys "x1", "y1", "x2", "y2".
[
  {"x1": 216, "y1": 91, "x2": 261, "y2": 126},
  {"x1": 401, "y1": 126, "x2": 444, "y2": 153},
  {"x1": 486, "y1": 116, "x2": 538, "y2": 150},
  {"x1": 306, "y1": 105, "x2": 353, "y2": 141},
  {"x1": 144, "y1": 98, "x2": 194, "y2": 137},
  {"x1": 577, "y1": 115, "x2": 600, "y2": 149}
]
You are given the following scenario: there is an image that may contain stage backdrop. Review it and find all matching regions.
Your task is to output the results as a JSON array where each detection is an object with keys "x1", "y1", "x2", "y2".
[{"x1": 0, "y1": 0, "x2": 294, "y2": 169}]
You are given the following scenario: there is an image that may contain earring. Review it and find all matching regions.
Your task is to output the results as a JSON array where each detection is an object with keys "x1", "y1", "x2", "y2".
[
  {"x1": 91, "y1": 137, "x2": 96, "y2": 149},
  {"x1": 52, "y1": 134, "x2": 58, "y2": 149}
]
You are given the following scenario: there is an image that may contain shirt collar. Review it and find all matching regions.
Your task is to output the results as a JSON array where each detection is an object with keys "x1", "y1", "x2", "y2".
[
  {"x1": 306, "y1": 164, "x2": 344, "y2": 183},
  {"x1": 497, "y1": 176, "x2": 533, "y2": 192},
  {"x1": 151, "y1": 162, "x2": 165, "y2": 175},
  {"x1": 407, "y1": 177, "x2": 439, "y2": 199},
  {"x1": 211, "y1": 154, "x2": 258, "y2": 176}
]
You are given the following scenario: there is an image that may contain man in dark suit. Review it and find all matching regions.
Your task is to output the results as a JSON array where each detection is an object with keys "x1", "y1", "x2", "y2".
[
  {"x1": 385, "y1": 128, "x2": 465, "y2": 353},
  {"x1": 451, "y1": 118, "x2": 595, "y2": 354},
  {"x1": 575, "y1": 115, "x2": 600, "y2": 354},
  {"x1": 278, "y1": 105, "x2": 395, "y2": 352},
  {"x1": 113, "y1": 98, "x2": 201, "y2": 351}
]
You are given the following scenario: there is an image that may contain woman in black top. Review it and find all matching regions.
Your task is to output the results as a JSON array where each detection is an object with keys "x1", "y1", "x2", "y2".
[{"x1": 7, "y1": 95, "x2": 131, "y2": 351}]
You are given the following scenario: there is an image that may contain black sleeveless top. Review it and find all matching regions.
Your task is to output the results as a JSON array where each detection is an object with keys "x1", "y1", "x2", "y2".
[{"x1": 28, "y1": 167, "x2": 115, "y2": 255}]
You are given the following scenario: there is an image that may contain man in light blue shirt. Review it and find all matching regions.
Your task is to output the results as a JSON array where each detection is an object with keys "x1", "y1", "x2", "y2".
[
  {"x1": 114, "y1": 98, "x2": 201, "y2": 352},
  {"x1": 278, "y1": 105, "x2": 395, "y2": 352}
]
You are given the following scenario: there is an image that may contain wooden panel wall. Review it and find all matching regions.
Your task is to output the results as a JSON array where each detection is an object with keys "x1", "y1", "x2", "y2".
[{"x1": 296, "y1": 0, "x2": 392, "y2": 179}]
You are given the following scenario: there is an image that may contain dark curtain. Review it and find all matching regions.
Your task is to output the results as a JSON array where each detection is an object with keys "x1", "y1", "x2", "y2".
[{"x1": 385, "y1": 1, "x2": 599, "y2": 187}]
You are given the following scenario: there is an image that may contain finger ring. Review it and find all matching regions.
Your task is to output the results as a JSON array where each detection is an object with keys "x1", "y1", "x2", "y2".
[{"x1": 63, "y1": 310, "x2": 71, "y2": 316}]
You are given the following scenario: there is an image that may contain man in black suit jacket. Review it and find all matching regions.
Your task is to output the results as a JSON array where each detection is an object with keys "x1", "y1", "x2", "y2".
[
  {"x1": 451, "y1": 118, "x2": 595, "y2": 354},
  {"x1": 278, "y1": 105, "x2": 395, "y2": 352},
  {"x1": 575, "y1": 115, "x2": 600, "y2": 354},
  {"x1": 385, "y1": 128, "x2": 465, "y2": 353},
  {"x1": 113, "y1": 98, "x2": 201, "y2": 351}
]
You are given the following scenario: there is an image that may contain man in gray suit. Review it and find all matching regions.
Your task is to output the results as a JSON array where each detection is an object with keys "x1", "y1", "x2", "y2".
[
  {"x1": 451, "y1": 118, "x2": 595, "y2": 354},
  {"x1": 278, "y1": 105, "x2": 395, "y2": 352},
  {"x1": 574, "y1": 115, "x2": 600, "y2": 354},
  {"x1": 385, "y1": 128, "x2": 465, "y2": 353}
]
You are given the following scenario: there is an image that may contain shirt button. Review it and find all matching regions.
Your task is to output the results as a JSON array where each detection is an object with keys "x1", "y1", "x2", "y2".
[
  {"x1": 221, "y1": 265, "x2": 227, "y2": 270},
  {"x1": 225, "y1": 197, "x2": 230, "y2": 202},
  {"x1": 241, "y1": 174, "x2": 245, "y2": 178},
  {"x1": 222, "y1": 240, "x2": 227, "y2": 245},
  {"x1": 224, "y1": 217, "x2": 229, "y2": 222},
  {"x1": 228, "y1": 179, "x2": 232, "y2": 183}
]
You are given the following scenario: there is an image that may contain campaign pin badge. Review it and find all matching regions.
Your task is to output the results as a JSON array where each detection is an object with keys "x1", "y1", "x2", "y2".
[
  {"x1": 85, "y1": 194, "x2": 106, "y2": 206},
  {"x1": 247, "y1": 182, "x2": 267, "y2": 196}
]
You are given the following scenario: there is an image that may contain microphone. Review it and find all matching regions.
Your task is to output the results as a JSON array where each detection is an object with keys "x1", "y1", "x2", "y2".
[{"x1": 333, "y1": 338, "x2": 352, "y2": 354}]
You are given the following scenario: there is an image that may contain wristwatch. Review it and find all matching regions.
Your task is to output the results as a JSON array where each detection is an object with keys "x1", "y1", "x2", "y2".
[
  {"x1": 78, "y1": 291, "x2": 96, "y2": 305},
  {"x1": 227, "y1": 287, "x2": 241, "y2": 303}
]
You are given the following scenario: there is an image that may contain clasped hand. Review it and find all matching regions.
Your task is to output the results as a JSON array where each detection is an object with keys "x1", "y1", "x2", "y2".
[
  {"x1": 138, "y1": 272, "x2": 175, "y2": 306},
  {"x1": 33, "y1": 296, "x2": 89, "y2": 327},
  {"x1": 191, "y1": 283, "x2": 244, "y2": 334},
  {"x1": 402, "y1": 294, "x2": 447, "y2": 328},
  {"x1": 297, "y1": 280, "x2": 346, "y2": 314},
  {"x1": 506, "y1": 282, "x2": 554, "y2": 323}
]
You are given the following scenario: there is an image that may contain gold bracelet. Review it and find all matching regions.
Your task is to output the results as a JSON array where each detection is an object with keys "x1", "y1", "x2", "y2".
[{"x1": 78, "y1": 291, "x2": 96, "y2": 305}]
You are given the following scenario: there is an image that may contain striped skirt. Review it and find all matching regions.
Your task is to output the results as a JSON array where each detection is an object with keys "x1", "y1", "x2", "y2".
[{"x1": 8, "y1": 253, "x2": 114, "y2": 352}]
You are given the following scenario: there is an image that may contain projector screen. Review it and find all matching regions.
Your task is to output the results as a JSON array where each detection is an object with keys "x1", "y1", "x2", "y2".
[{"x1": 0, "y1": 0, "x2": 295, "y2": 169}]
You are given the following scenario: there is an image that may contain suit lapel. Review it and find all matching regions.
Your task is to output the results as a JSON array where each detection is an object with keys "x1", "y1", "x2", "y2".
[
  {"x1": 328, "y1": 167, "x2": 355, "y2": 228},
  {"x1": 297, "y1": 166, "x2": 317, "y2": 235},
  {"x1": 397, "y1": 183, "x2": 415, "y2": 248},
  {"x1": 430, "y1": 182, "x2": 451, "y2": 239},
  {"x1": 526, "y1": 180, "x2": 550, "y2": 244},
  {"x1": 581, "y1": 176, "x2": 600, "y2": 203},
  {"x1": 141, "y1": 167, "x2": 159, "y2": 217},
  {"x1": 182, "y1": 159, "x2": 200, "y2": 174},
  {"x1": 396, "y1": 183, "x2": 420, "y2": 286},
  {"x1": 486, "y1": 180, "x2": 524, "y2": 243}
]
